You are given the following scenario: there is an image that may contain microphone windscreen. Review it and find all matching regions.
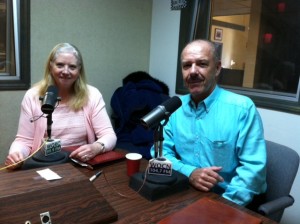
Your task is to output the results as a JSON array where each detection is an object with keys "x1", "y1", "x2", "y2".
[
  {"x1": 161, "y1": 96, "x2": 182, "y2": 114},
  {"x1": 47, "y1": 85, "x2": 58, "y2": 97},
  {"x1": 41, "y1": 85, "x2": 58, "y2": 114},
  {"x1": 140, "y1": 96, "x2": 182, "y2": 129}
]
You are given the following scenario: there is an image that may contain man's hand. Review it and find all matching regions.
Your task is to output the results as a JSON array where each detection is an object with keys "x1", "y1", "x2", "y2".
[{"x1": 189, "y1": 166, "x2": 224, "y2": 191}]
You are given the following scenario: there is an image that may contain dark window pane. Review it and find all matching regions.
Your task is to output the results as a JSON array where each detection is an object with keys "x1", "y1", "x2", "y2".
[
  {"x1": 0, "y1": 0, "x2": 30, "y2": 90},
  {"x1": 211, "y1": 0, "x2": 300, "y2": 97}
]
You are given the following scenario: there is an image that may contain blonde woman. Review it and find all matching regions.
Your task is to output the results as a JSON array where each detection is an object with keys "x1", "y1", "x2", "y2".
[{"x1": 5, "y1": 43, "x2": 116, "y2": 169}]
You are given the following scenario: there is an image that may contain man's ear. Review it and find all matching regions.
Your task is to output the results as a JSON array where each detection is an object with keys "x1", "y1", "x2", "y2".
[{"x1": 215, "y1": 61, "x2": 222, "y2": 78}]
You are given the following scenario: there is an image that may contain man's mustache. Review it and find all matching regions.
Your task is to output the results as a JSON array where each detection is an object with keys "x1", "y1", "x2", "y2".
[{"x1": 186, "y1": 74, "x2": 204, "y2": 83}]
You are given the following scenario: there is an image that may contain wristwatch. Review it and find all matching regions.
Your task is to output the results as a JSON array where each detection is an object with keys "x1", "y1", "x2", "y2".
[{"x1": 96, "y1": 141, "x2": 105, "y2": 153}]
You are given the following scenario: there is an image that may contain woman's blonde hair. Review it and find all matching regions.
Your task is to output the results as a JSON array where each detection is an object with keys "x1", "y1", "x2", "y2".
[{"x1": 35, "y1": 43, "x2": 88, "y2": 111}]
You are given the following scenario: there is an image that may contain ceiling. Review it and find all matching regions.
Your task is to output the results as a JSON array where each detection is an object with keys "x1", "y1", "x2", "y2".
[{"x1": 213, "y1": 0, "x2": 252, "y2": 16}]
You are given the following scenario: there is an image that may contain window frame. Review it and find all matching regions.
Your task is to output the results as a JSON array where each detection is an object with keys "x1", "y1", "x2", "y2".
[
  {"x1": 175, "y1": 0, "x2": 300, "y2": 114},
  {"x1": 0, "y1": 0, "x2": 30, "y2": 90}
]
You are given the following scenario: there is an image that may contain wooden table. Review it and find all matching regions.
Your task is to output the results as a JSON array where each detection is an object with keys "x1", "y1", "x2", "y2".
[
  {"x1": 0, "y1": 155, "x2": 277, "y2": 224},
  {"x1": 78, "y1": 158, "x2": 278, "y2": 224},
  {"x1": 0, "y1": 162, "x2": 117, "y2": 224}
]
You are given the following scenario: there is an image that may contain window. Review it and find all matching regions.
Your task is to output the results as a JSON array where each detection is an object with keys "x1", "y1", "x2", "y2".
[
  {"x1": 0, "y1": 0, "x2": 30, "y2": 90},
  {"x1": 176, "y1": 0, "x2": 300, "y2": 114}
]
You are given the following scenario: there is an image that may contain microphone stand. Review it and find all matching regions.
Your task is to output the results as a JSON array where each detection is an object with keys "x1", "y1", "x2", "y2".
[
  {"x1": 22, "y1": 97, "x2": 69, "y2": 169},
  {"x1": 158, "y1": 123, "x2": 164, "y2": 158},
  {"x1": 153, "y1": 124, "x2": 163, "y2": 158},
  {"x1": 145, "y1": 120, "x2": 177, "y2": 184},
  {"x1": 47, "y1": 113, "x2": 53, "y2": 139},
  {"x1": 154, "y1": 123, "x2": 166, "y2": 161},
  {"x1": 129, "y1": 118, "x2": 189, "y2": 201},
  {"x1": 31, "y1": 112, "x2": 66, "y2": 163}
]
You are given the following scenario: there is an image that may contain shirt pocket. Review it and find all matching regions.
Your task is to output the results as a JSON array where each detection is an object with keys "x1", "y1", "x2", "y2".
[{"x1": 201, "y1": 136, "x2": 237, "y2": 173}]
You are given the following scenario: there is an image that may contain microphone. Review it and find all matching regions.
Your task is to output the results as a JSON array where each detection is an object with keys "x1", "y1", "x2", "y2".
[
  {"x1": 141, "y1": 96, "x2": 182, "y2": 129},
  {"x1": 40, "y1": 85, "x2": 59, "y2": 114},
  {"x1": 39, "y1": 85, "x2": 62, "y2": 155},
  {"x1": 21, "y1": 86, "x2": 69, "y2": 170},
  {"x1": 129, "y1": 95, "x2": 188, "y2": 201},
  {"x1": 141, "y1": 96, "x2": 182, "y2": 177}
]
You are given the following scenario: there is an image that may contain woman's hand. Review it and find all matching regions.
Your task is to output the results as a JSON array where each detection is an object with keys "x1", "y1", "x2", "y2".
[
  {"x1": 69, "y1": 142, "x2": 101, "y2": 162},
  {"x1": 189, "y1": 166, "x2": 224, "y2": 191},
  {"x1": 5, "y1": 152, "x2": 24, "y2": 170}
]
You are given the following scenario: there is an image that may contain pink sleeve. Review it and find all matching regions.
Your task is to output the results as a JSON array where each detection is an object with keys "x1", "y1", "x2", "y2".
[
  {"x1": 84, "y1": 86, "x2": 117, "y2": 151},
  {"x1": 9, "y1": 88, "x2": 46, "y2": 156}
]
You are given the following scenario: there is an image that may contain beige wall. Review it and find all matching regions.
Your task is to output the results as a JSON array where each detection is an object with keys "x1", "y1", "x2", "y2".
[{"x1": 0, "y1": 0, "x2": 152, "y2": 161}]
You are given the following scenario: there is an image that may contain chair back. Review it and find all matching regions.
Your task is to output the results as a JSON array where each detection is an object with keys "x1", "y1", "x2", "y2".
[
  {"x1": 264, "y1": 140, "x2": 299, "y2": 221},
  {"x1": 265, "y1": 140, "x2": 299, "y2": 201}
]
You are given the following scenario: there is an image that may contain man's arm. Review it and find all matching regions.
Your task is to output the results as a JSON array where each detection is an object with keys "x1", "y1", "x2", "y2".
[{"x1": 222, "y1": 104, "x2": 267, "y2": 206}]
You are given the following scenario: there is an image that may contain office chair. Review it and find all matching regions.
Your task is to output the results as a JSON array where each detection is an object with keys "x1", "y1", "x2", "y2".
[{"x1": 249, "y1": 140, "x2": 299, "y2": 222}]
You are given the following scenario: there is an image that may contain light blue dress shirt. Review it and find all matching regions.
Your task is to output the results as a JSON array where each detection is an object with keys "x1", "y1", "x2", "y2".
[{"x1": 151, "y1": 85, "x2": 267, "y2": 206}]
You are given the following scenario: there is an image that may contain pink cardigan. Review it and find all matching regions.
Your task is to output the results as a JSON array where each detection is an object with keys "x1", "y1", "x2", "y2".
[{"x1": 9, "y1": 85, "x2": 117, "y2": 157}]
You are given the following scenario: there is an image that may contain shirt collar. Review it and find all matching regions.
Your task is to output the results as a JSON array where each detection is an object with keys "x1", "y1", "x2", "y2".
[{"x1": 188, "y1": 85, "x2": 221, "y2": 113}]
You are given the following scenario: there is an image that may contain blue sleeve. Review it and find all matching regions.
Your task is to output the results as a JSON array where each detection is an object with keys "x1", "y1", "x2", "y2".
[{"x1": 222, "y1": 104, "x2": 267, "y2": 206}]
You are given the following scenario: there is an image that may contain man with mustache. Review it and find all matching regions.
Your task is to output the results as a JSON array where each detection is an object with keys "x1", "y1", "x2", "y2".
[{"x1": 152, "y1": 39, "x2": 267, "y2": 206}]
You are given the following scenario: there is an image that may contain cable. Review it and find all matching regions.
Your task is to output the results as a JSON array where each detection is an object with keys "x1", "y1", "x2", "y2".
[
  {"x1": 30, "y1": 113, "x2": 45, "y2": 123},
  {"x1": 102, "y1": 163, "x2": 150, "y2": 200},
  {"x1": 2, "y1": 141, "x2": 150, "y2": 201},
  {"x1": 0, "y1": 140, "x2": 47, "y2": 171},
  {"x1": 29, "y1": 102, "x2": 60, "y2": 123}
]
